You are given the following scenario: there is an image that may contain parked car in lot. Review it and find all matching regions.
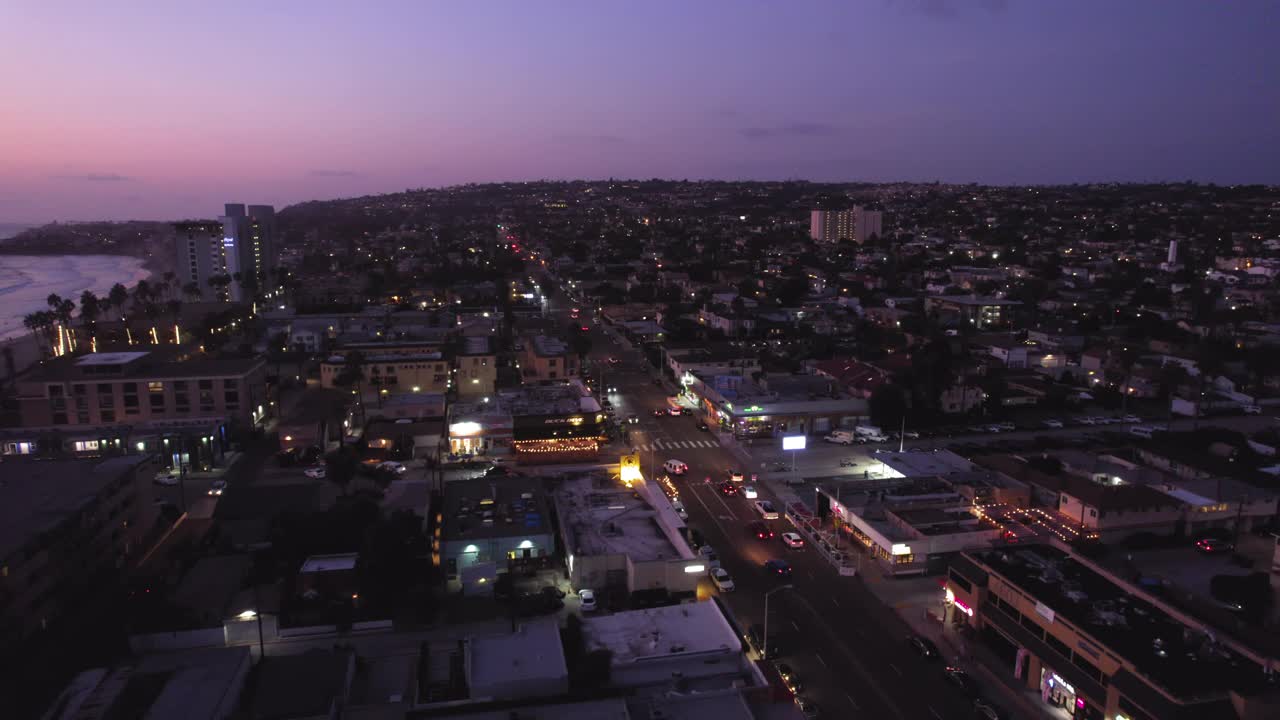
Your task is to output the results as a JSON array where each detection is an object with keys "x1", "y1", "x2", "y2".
[
  {"x1": 754, "y1": 500, "x2": 780, "y2": 520},
  {"x1": 746, "y1": 624, "x2": 781, "y2": 658},
  {"x1": 781, "y1": 532, "x2": 805, "y2": 548},
  {"x1": 378, "y1": 461, "x2": 407, "y2": 474},
  {"x1": 154, "y1": 468, "x2": 181, "y2": 486},
  {"x1": 578, "y1": 588, "x2": 597, "y2": 611},
  {"x1": 667, "y1": 406, "x2": 683, "y2": 416},
  {"x1": 699, "y1": 545, "x2": 721, "y2": 568},
  {"x1": 710, "y1": 567, "x2": 735, "y2": 592},
  {"x1": 304, "y1": 465, "x2": 327, "y2": 479},
  {"x1": 795, "y1": 697, "x2": 820, "y2": 718},
  {"x1": 1196, "y1": 537, "x2": 1234, "y2": 554},
  {"x1": 672, "y1": 499, "x2": 688, "y2": 520},
  {"x1": 1243, "y1": 404, "x2": 1262, "y2": 415}
]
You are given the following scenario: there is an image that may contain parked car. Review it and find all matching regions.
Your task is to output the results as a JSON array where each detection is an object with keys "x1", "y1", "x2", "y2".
[
  {"x1": 578, "y1": 588, "x2": 597, "y2": 612},
  {"x1": 378, "y1": 461, "x2": 407, "y2": 474},
  {"x1": 206, "y1": 479, "x2": 227, "y2": 496},
  {"x1": 304, "y1": 465, "x2": 327, "y2": 479},
  {"x1": 697, "y1": 422, "x2": 709, "y2": 432},
  {"x1": 795, "y1": 697, "x2": 820, "y2": 718},
  {"x1": 154, "y1": 468, "x2": 180, "y2": 486},
  {"x1": 773, "y1": 661, "x2": 796, "y2": 682},
  {"x1": 653, "y1": 409, "x2": 666, "y2": 417},
  {"x1": 672, "y1": 499, "x2": 688, "y2": 520},
  {"x1": 1243, "y1": 404, "x2": 1262, "y2": 415},
  {"x1": 1121, "y1": 414, "x2": 1142, "y2": 423},
  {"x1": 699, "y1": 545, "x2": 721, "y2": 568},
  {"x1": 739, "y1": 484, "x2": 758, "y2": 499},
  {"x1": 710, "y1": 567, "x2": 735, "y2": 592},
  {"x1": 667, "y1": 406, "x2": 683, "y2": 416},
  {"x1": 907, "y1": 634, "x2": 941, "y2": 659},
  {"x1": 1042, "y1": 419, "x2": 1064, "y2": 428},
  {"x1": 973, "y1": 698, "x2": 1005, "y2": 720},
  {"x1": 781, "y1": 532, "x2": 805, "y2": 548},
  {"x1": 746, "y1": 624, "x2": 780, "y2": 658}
]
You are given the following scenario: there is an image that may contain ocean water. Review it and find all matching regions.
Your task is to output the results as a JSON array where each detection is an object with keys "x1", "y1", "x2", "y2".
[{"x1": 0, "y1": 255, "x2": 150, "y2": 340}]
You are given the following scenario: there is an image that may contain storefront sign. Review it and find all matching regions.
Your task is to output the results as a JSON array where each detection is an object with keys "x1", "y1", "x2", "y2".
[
  {"x1": 782, "y1": 435, "x2": 806, "y2": 450},
  {"x1": 953, "y1": 598, "x2": 974, "y2": 617},
  {"x1": 1035, "y1": 601, "x2": 1056, "y2": 623}
]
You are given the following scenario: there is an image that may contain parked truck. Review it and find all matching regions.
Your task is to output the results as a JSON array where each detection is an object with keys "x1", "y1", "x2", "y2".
[
  {"x1": 855, "y1": 425, "x2": 889, "y2": 442},
  {"x1": 823, "y1": 429, "x2": 856, "y2": 445}
]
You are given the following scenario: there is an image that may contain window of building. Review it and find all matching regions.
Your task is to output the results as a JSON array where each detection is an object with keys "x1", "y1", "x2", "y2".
[
  {"x1": 73, "y1": 384, "x2": 87, "y2": 395},
  {"x1": 101, "y1": 410, "x2": 115, "y2": 423},
  {"x1": 53, "y1": 412, "x2": 67, "y2": 425},
  {"x1": 48, "y1": 385, "x2": 64, "y2": 397},
  {"x1": 198, "y1": 379, "x2": 213, "y2": 390},
  {"x1": 73, "y1": 440, "x2": 101, "y2": 452},
  {"x1": 224, "y1": 390, "x2": 239, "y2": 405},
  {"x1": 77, "y1": 411, "x2": 90, "y2": 424},
  {"x1": 1072, "y1": 652, "x2": 1104, "y2": 684},
  {"x1": 148, "y1": 381, "x2": 163, "y2": 394}
]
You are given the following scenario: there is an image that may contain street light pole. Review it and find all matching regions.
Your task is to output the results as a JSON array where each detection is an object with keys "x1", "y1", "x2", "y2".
[{"x1": 763, "y1": 584, "x2": 792, "y2": 660}]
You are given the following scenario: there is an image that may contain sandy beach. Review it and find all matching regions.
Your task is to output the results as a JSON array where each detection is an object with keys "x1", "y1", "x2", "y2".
[{"x1": 0, "y1": 254, "x2": 151, "y2": 341}]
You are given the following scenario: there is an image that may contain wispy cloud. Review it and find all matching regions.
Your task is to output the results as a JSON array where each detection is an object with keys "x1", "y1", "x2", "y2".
[
  {"x1": 550, "y1": 134, "x2": 630, "y2": 145},
  {"x1": 895, "y1": 0, "x2": 1008, "y2": 20},
  {"x1": 54, "y1": 172, "x2": 133, "y2": 182},
  {"x1": 308, "y1": 169, "x2": 360, "y2": 177},
  {"x1": 738, "y1": 123, "x2": 839, "y2": 140}
]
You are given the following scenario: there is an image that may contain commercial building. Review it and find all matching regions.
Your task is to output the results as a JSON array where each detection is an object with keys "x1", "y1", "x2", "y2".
[
  {"x1": 466, "y1": 620, "x2": 568, "y2": 701},
  {"x1": 685, "y1": 370, "x2": 867, "y2": 438},
  {"x1": 810, "y1": 206, "x2": 883, "y2": 244},
  {"x1": 556, "y1": 473, "x2": 701, "y2": 599},
  {"x1": 0, "y1": 455, "x2": 163, "y2": 643},
  {"x1": 925, "y1": 295, "x2": 1022, "y2": 329},
  {"x1": 580, "y1": 601, "x2": 759, "y2": 689},
  {"x1": 456, "y1": 335, "x2": 497, "y2": 396},
  {"x1": 505, "y1": 383, "x2": 605, "y2": 463},
  {"x1": 9, "y1": 350, "x2": 267, "y2": 465},
  {"x1": 447, "y1": 396, "x2": 514, "y2": 458},
  {"x1": 441, "y1": 476, "x2": 556, "y2": 590},
  {"x1": 41, "y1": 646, "x2": 252, "y2": 720},
  {"x1": 519, "y1": 335, "x2": 579, "y2": 383},
  {"x1": 173, "y1": 220, "x2": 232, "y2": 302},
  {"x1": 948, "y1": 543, "x2": 1279, "y2": 720},
  {"x1": 219, "y1": 203, "x2": 276, "y2": 301}
]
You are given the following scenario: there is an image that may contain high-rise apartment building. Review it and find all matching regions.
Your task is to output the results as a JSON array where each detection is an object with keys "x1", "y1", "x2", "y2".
[
  {"x1": 220, "y1": 203, "x2": 276, "y2": 302},
  {"x1": 809, "y1": 207, "x2": 883, "y2": 244},
  {"x1": 174, "y1": 221, "x2": 230, "y2": 302}
]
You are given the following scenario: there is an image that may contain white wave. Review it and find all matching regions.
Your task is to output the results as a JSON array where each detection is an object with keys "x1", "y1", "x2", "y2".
[{"x1": 0, "y1": 255, "x2": 150, "y2": 340}]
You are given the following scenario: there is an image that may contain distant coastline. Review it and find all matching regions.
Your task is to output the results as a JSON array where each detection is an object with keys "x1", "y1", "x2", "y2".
[
  {"x1": 0, "y1": 223, "x2": 38, "y2": 241},
  {"x1": 0, "y1": 254, "x2": 152, "y2": 341}
]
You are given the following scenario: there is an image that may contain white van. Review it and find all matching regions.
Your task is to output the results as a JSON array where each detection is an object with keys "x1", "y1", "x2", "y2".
[
  {"x1": 663, "y1": 459, "x2": 688, "y2": 475},
  {"x1": 824, "y1": 430, "x2": 855, "y2": 445}
]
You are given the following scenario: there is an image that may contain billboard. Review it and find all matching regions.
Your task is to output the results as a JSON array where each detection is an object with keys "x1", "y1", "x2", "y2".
[{"x1": 782, "y1": 435, "x2": 806, "y2": 451}]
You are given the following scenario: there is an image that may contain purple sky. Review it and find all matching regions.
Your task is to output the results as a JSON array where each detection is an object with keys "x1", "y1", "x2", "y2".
[{"x1": 3, "y1": 1, "x2": 1277, "y2": 222}]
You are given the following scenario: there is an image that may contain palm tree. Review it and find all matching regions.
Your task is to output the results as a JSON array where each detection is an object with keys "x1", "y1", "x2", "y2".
[
  {"x1": 183, "y1": 281, "x2": 203, "y2": 303},
  {"x1": 162, "y1": 271, "x2": 177, "y2": 300},
  {"x1": 108, "y1": 282, "x2": 130, "y2": 317},
  {"x1": 79, "y1": 290, "x2": 102, "y2": 350}
]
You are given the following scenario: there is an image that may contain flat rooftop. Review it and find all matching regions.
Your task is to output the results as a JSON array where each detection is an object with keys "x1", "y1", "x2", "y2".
[
  {"x1": 468, "y1": 620, "x2": 567, "y2": 697},
  {"x1": 582, "y1": 601, "x2": 739, "y2": 664},
  {"x1": 500, "y1": 383, "x2": 601, "y2": 417},
  {"x1": 23, "y1": 350, "x2": 264, "y2": 382},
  {"x1": 423, "y1": 699, "x2": 629, "y2": 720},
  {"x1": 443, "y1": 476, "x2": 552, "y2": 542},
  {"x1": 0, "y1": 456, "x2": 149, "y2": 560},
  {"x1": 875, "y1": 449, "x2": 976, "y2": 477},
  {"x1": 558, "y1": 474, "x2": 682, "y2": 562},
  {"x1": 530, "y1": 335, "x2": 569, "y2": 357},
  {"x1": 300, "y1": 553, "x2": 359, "y2": 573},
  {"x1": 75, "y1": 351, "x2": 150, "y2": 366},
  {"x1": 461, "y1": 336, "x2": 494, "y2": 355},
  {"x1": 972, "y1": 544, "x2": 1268, "y2": 702}
]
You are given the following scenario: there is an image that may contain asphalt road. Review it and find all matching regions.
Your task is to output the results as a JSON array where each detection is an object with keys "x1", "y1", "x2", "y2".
[{"x1": 553, "y1": 288, "x2": 984, "y2": 720}]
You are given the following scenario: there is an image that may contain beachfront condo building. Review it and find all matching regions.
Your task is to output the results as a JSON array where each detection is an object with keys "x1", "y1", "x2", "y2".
[{"x1": 220, "y1": 203, "x2": 277, "y2": 302}]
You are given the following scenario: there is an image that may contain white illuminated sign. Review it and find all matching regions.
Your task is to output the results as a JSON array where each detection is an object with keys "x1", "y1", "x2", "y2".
[
  {"x1": 782, "y1": 435, "x2": 806, "y2": 451},
  {"x1": 683, "y1": 564, "x2": 705, "y2": 574},
  {"x1": 891, "y1": 543, "x2": 912, "y2": 555},
  {"x1": 450, "y1": 422, "x2": 482, "y2": 436}
]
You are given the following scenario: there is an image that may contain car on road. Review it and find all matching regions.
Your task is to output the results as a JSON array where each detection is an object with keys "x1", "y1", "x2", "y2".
[
  {"x1": 783, "y1": 674, "x2": 804, "y2": 694},
  {"x1": 304, "y1": 465, "x2": 327, "y2": 479},
  {"x1": 653, "y1": 409, "x2": 666, "y2": 417},
  {"x1": 1196, "y1": 537, "x2": 1234, "y2": 554},
  {"x1": 973, "y1": 698, "x2": 1005, "y2": 720},
  {"x1": 753, "y1": 500, "x2": 780, "y2": 520},
  {"x1": 742, "y1": 484, "x2": 758, "y2": 499},
  {"x1": 763, "y1": 559, "x2": 793, "y2": 577},
  {"x1": 794, "y1": 696, "x2": 820, "y2": 718},
  {"x1": 667, "y1": 406, "x2": 683, "y2": 416},
  {"x1": 672, "y1": 499, "x2": 688, "y2": 520},
  {"x1": 1121, "y1": 414, "x2": 1142, "y2": 423},
  {"x1": 943, "y1": 666, "x2": 979, "y2": 696},
  {"x1": 1243, "y1": 404, "x2": 1262, "y2": 415},
  {"x1": 1042, "y1": 419, "x2": 1064, "y2": 428},
  {"x1": 773, "y1": 661, "x2": 796, "y2": 682},
  {"x1": 378, "y1": 461, "x2": 407, "y2": 474},
  {"x1": 207, "y1": 479, "x2": 227, "y2": 496},
  {"x1": 606, "y1": 357, "x2": 620, "y2": 365},
  {"x1": 728, "y1": 469, "x2": 745, "y2": 482},
  {"x1": 697, "y1": 422, "x2": 709, "y2": 432},
  {"x1": 746, "y1": 521, "x2": 774, "y2": 540},
  {"x1": 781, "y1": 532, "x2": 805, "y2": 548},
  {"x1": 710, "y1": 567, "x2": 735, "y2": 592},
  {"x1": 1075, "y1": 416, "x2": 1099, "y2": 425},
  {"x1": 154, "y1": 468, "x2": 180, "y2": 486},
  {"x1": 663, "y1": 459, "x2": 688, "y2": 476},
  {"x1": 718, "y1": 482, "x2": 738, "y2": 496},
  {"x1": 578, "y1": 588, "x2": 597, "y2": 612},
  {"x1": 907, "y1": 634, "x2": 941, "y2": 659},
  {"x1": 627, "y1": 414, "x2": 639, "y2": 424}
]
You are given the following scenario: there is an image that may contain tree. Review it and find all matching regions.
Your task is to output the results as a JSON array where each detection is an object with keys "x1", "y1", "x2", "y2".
[
  {"x1": 108, "y1": 283, "x2": 130, "y2": 317},
  {"x1": 183, "y1": 281, "x2": 203, "y2": 302},
  {"x1": 868, "y1": 384, "x2": 907, "y2": 429},
  {"x1": 324, "y1": 447, "x2": 360, "y2": 494}
]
